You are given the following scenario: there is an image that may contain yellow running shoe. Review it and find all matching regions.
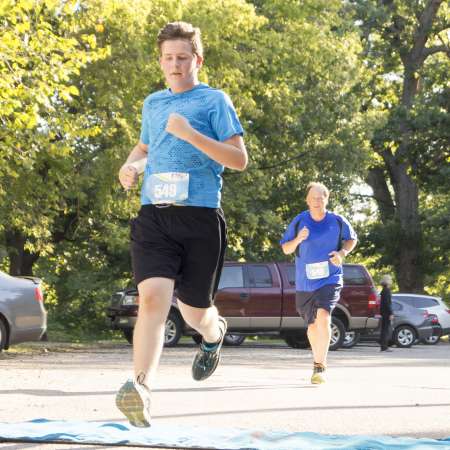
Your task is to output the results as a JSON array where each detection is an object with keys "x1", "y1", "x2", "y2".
[{"x1": 311, "y1": 363, "x2": 326, "y2": 385}]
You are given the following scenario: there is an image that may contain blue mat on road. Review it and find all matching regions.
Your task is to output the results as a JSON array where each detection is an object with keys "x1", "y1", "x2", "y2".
[{"x1": 0, "y1": 419, "x2": 449, "y2": 449}]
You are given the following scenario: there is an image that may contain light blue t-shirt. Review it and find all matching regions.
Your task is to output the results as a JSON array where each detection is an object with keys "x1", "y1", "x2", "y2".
[
  {"x1": 280, "y1": 211, "x2": 357, "y2": 292},
  {"x1": 139, "y1": 83, "x2": 244, "y2": 208}
]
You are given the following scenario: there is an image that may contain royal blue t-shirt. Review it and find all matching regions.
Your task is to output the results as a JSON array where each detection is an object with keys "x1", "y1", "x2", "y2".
[
  {"x1": 280, "y1": 211, "x2": 357, "y2": 292},
  {"x1": 139, "y1": 83, "x2": 244, "y2": 208}
]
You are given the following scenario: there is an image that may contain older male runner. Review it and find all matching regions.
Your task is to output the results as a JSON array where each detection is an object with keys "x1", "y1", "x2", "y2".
[{"x1": 281, "y1": 182, "x2": 357, "y2": 384}]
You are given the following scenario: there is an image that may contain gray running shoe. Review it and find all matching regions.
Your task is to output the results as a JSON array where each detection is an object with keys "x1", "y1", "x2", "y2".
[
  {"x1": 115, "y1": 379, "x2": 151, "y2": 427},
  {"x1": 192, "y1": 316, "x2": 227, "y2": 381}
]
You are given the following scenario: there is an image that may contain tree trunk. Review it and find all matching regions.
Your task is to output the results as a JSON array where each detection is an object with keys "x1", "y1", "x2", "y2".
[
  {"x1": 387, "y1": 160, "x2": 424, "y2": 292},
  {"x1": 366, "y1": 167, "x2": 395, "y2": 221},
  {"x1": 5, "y1": 229, "x2": 40, "y2": 276},
  {"x1": 366, "y1": 164, "x2": 424, "y2": 292},
  {"x1": 366, "y1": 0, "x2": 444, "y2": 293}
]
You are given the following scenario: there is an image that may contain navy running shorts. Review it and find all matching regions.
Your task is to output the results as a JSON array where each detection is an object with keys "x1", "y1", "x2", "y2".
[{"x1": 295, "y1": 284, "x2": 342, "y2": 325}]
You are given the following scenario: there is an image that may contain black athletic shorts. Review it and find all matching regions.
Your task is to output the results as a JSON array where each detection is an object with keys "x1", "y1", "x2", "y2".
[
  {"x1": 130, "y1": 204, "x2": 227, "y2": 308},
  {"x1": 295, "y1": 284, "x2": 342, "y2": 325}
]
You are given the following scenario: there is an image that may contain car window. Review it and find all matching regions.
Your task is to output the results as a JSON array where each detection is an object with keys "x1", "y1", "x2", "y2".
[
  {"x1": 248, "y1": 265, "x2": 272, "y2": 288},
  {"x1": 394, "y1": 296, "x2": 439, "y2": 308},
  {"x1": 286, "y1": 265, "x2": 295, "y2": 286},
  {"x1": 218, "y1": 266, "x2": 244, "y2": 289},
  {"x1": 391, "y1": 301, "x2": 403, "y2": 312},
  {"x1": 343, "y1": 266, "x2": 367, "y2": 285}
]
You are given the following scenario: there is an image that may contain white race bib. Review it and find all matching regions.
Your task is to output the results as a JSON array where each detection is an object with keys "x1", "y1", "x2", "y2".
[
  {"x1": 306, "y1": 261, "x2": 330, "y2": 280},
  {"x1": 144, "y1": 172, "x2": 189, "y2": 204}
]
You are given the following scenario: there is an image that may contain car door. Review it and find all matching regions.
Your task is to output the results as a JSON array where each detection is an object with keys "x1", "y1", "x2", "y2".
[
  {"x1": 340, "y1": 265, "x2": 372, "y2": 316},
  {"x1": 214, "y1": 264, "x2": 250, "y2": 328},
  {"x1": 279, "y1": 263, "x2": 306, "y2": 328},
  {"x1": 246, "y1": 264, "x2": 282, "y2": 329}
]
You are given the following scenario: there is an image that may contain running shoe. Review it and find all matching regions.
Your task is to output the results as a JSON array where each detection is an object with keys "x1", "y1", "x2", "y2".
[
  {"x1": 115, "y1": 379, "x2": 151, "y2": 427},
  {"x1": 192, "y1": 316, "x2": 227, "y2": 381},
  {"x1": 311, "y1": 362, "x2": 326, "y2": 385}
]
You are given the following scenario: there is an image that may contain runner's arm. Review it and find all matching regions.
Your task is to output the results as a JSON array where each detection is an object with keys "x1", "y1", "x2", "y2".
[
  {"x1": 119, "y1": 141, "x2": 148, "y2": 189},
  {"x1": 187, "y1": 133, "x2": 247, "y2": 171},
  {"x1": 282, "y1": 226, "x2": 308, "y2": 255},
  {"x1": 338, "y1": 239, "x2": 357, "y2": 258},
  {"x1": 122, "y1": 141, "x2": 148, "y2": 170},
  {"x1": 329, "y1": 239, "x2": 357, "y2": 265},
  {"x1": 166, "y1": 113, "x2": 247, "y2": 171},
  {"x1": 281, "y1": 237, "x2": 302, "y2": 255}
]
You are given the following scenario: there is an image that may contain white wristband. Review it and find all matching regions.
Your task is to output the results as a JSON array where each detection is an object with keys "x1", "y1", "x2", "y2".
[{"x1": 128, "y1": 157, "x2": 147, "y2": 174}]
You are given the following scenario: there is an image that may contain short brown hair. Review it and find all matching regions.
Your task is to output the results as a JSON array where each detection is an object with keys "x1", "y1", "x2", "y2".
[
  {"x1": 157, "y1": 22, "x2": 203, "y2": 57},
  {"x1": 306, "y1": 182, "x2": 330, "y2": 198}
]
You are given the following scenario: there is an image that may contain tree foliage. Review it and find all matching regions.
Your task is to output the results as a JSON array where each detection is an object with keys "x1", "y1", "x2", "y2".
[
  {"x1": 349, "y1": 0, "x2": 449, "y2": 293},
  {"x1": 0, "y1": 0, "x2": 108, "y2": 274},
  {"x1": 1, "y1": 0, "x2": 448, "y2": 335}
]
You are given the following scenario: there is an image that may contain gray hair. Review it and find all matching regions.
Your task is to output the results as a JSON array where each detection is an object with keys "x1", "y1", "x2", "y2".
[
  {"x1": 306, "y1": 182, "x2": 330, "y2": 198},
  {"x1": 380, "y1": 274, "x2": 393, "y2": 286}
]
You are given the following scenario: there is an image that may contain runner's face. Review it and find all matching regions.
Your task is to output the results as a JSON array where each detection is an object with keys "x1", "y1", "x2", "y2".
[
  {"x1": 159, "y1": 39, "x2": 203, "y2": 93},
  {"x1": 306, "y1": 187, "x2": 328, "y2": 214}
]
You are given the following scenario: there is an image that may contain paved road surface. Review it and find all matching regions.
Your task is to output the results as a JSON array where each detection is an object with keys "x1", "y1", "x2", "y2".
[{"x1": 0, "y1": 340, "x2": 449, "y2": 449}]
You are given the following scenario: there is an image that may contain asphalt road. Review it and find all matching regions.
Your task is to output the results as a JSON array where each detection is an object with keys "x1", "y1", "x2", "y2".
[{"x1": 0, "y1": 339, "x2": 449, "y2": 449}]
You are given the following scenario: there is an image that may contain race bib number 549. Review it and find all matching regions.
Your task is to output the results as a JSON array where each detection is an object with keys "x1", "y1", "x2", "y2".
[{"x1": 144, "y1": 172, "x2": 189, "y2": 204}]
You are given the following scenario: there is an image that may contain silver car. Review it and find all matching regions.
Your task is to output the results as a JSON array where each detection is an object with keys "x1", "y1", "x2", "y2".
[
  {"x1": 0, "y1": 270, "x2": 47, "y2": 351},
  {"x1": 346, "y1": 298, "x2": 435, "y2": 348},
  {"x1": 393, "y1": 293, "x2": 450, "y2": 343}
]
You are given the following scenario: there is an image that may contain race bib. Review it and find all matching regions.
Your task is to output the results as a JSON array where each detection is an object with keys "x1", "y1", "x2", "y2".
[
  {"x1": 144, "y1": 172, "x2": 189, "y2": 204},
  {"x1": 306, "y1": 261, "x2": 330, "y2": 280}
]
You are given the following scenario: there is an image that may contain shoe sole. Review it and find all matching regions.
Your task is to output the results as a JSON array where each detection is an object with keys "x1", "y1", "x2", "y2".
[
  {"x1": 192, "y1": 317, "x2": 228, "y2": 381},
  {"x1": 115, "y1": 381, "x2": 150, "y2": 427}
]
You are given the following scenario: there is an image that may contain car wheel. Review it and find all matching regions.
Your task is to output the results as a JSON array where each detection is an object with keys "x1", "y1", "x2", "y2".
[
  {"x1": 394, "y1": 325, "x2": 417, "y2": 348},
  {"x1": 164, "y1": 311, "x2": 182, "y2": 347},
  {"x1": 283, "y1": 333, "x2": 310, "y2": 349},
  {"x1": 123, "y1": 328, "x2": 133, "y2": 345},
  {"x1": 223, "y1": 334, "x2": 246, "y2": 346},
  {"x1": 342, "y1": 331, "x2": 361, "y2": 349},
  {"x1": 421, "y1": 327, "x2": 442, "y2": 345},
  {"x1": 0, "y1": 318, "x2": 7, "y2": 352},
  {"x1": 329, "y1": 317, "x2": 346, "y2": 351}
]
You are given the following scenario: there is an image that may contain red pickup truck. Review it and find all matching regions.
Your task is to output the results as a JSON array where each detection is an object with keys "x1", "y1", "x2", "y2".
[{"x1": 107, "y1": 262, "x2": 380, "y2": 350}]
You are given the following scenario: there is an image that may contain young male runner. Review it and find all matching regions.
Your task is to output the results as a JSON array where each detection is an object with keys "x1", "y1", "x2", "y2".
[
  {"x1": 280, "y1": 182, "x2": 357, "y2": 384},
  {"x1": 116, "y1": 21, "x2": 247, "y2": 427}
]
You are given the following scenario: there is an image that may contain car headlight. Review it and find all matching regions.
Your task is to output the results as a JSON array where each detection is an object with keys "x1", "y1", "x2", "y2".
[{"x1": 122, "y1": 295, "x2": 138, "y2": 306}]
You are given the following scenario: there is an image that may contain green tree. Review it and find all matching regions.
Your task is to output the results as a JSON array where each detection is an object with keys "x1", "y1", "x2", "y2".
[
  {"x1": 0, "y1": 0, "x2": 107, "y2": 275},
  {"x1": 350, "y1": 0, "x2": 449, "y2": 292},
  {"x1": 1, "y1": 0, "x2": 371, "y2": 334},
  {"x1": 221, "y1": 0, "x2": 368, "y2": 260}
]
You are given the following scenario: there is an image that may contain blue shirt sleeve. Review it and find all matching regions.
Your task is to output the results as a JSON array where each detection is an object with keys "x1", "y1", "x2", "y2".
[
  {"x1": 280, "y1": 215, "x2": 301, "y2": 245},
  {"x1": 139, "y1": 100, "x2": 150, "y2": 145},
  {"x1": 339, "y1": 215, "x2": 357, "y2": 241},
  {"x1": 209, "y1": 92, "x2": 244, "y2": 142}
]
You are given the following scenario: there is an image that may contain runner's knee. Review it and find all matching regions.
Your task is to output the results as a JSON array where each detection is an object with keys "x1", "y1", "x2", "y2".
[
  {"x1": 180, "y1": 304, "x2": 217, "y2": 331},
  {"x1": 314, "y1": 309, "x2": 331, "y2": 326}
]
